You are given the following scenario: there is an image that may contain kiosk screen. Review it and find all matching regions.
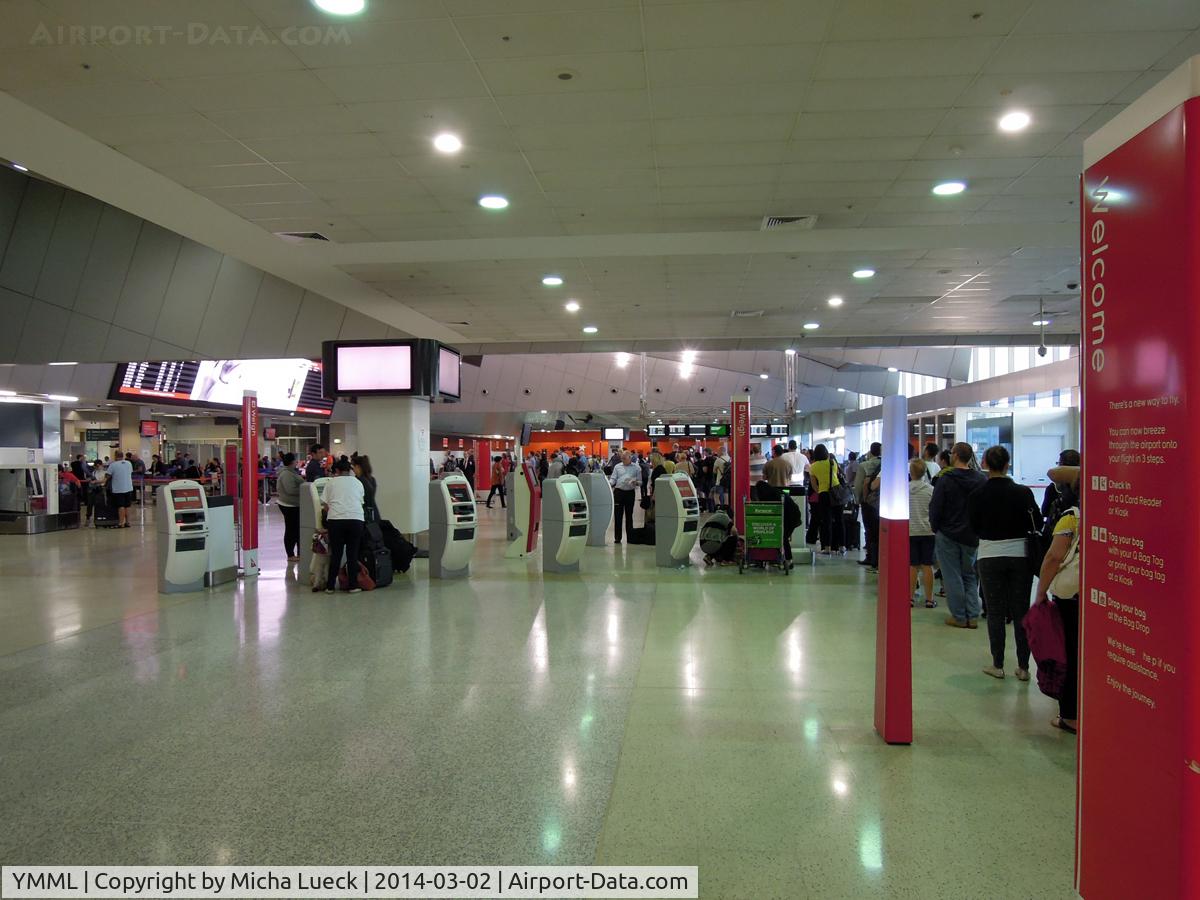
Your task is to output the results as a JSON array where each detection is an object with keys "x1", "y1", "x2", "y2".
[
  {"x1": 172, "y1": 488, "x2": 203, "y2": 510},
  {"x1": 560, "y1": 481, "x2": 584, "y2": 503},
  {"x1": 447, "y1": 483, "x2": 473, "y2": 503},
  {"x1": 676, "y1": 481, "x2": 695, "y2": 498}
]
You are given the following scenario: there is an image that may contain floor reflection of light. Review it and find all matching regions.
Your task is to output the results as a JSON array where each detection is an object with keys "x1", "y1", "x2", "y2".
[
  {"x1": 787, "y1": 629, "x2": 802, "y2": 683},
  {"x1": 859, "y1": 821, "x2": 883, "y2": 871},
  {"x1": 804, "y1": 718, "x2": 819, "y2": 743},
  {"x1": 542, "y1": 821, "x2": 562, "y2": 853},
  {"x1": 832, "y1": 778, "x2": 849, "y2": 797},
  {"x1": 683, "y1": 642, "x2": 700, "y2": 698},
  {"x1": 580, "y1": 711, "x2": 594, "y2": 735},
  {"x1": 562, "y1": 758, "x2": 577, "y2": 798},
  {"x1": 529, "y1": 604, "x2": 548, "y2": 674},
  {"x1": 256, "y1": 594, "x2": 287, "y2": 645}
]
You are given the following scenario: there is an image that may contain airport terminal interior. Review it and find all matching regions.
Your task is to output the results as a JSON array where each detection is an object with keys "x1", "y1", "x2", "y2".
[{"x1": 2, "y1": 1, "x2": 1198, "y2": 898}]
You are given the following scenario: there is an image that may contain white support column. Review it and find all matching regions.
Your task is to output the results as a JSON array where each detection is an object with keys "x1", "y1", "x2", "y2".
[{"x1": 358, "y1": 396, "x2": 430, "y2": 534}]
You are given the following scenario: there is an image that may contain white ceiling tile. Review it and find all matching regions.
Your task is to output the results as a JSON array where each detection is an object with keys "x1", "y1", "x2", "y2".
[
  {"x1": 196, "y1": 183, "x2": 318, "y2": 205},
  {"x1": 156, "y1": 163, "x2": 285, "y2": 188},
  {"x1": 655, "y1": 142, "x2": 788, "y2": 168},
  {"x1": 780, "y1": 161, "x2": 907, "y2": 182},
  {"x1": 914, "y1": 131, "x2": 1068, "y2": 160},
  {"x1": 162, "y1": 69, "x2": 340, "y2": 111},
  {"x1": 1015, "y1": 0, "x2": 1200, "y2": 33},
  {"x1": 277, "y1": 158, "x2": 409, "y2": 182},
  {"x1": 245, "y1": 0, "x2": 448, "y2": 26},
  {"x1": 477, "y1": 51, "x2": 646, "y2": 95},
  {"x1": 107, "y1": 41, "x2": 305, "y2": 80},
  {"x1": 346, "y1": 97, "x2": 508, "y2": 134},
  {"x1": 985, "y1": 33, "x2": 1184, "y2": 74},
  {"x1": 654, "y1": 114, "x2": 795, "y2": 145},
  {"x1": 648, "y1": 45, "x2": 819, "y2": 87},
  {"x1": 643, "y1": 0, "x2": 831, "y2": 49},
  {"x1": 285, "y1": 19, "x2": 468, "y2": 68},
  {"x1": 445, "y1": 0, "x2": 637, "y2": 15},
  {"x1": 314, "y1": 61, "x2": 488, "y2": 102},
  {"x1": 70, "y1": 113, "x2": 229, "y2": 145},
  {"x1": 818, "y1": 38, "x2": 1002, "y2": 80},
  {"x1": 657, "y1": 165, "x2": 778, "y2": 187},
  {"x1": 902, "y1": 157, "x2": 1039, "y2": 179},
  {"x1": 116, "y1": 139, "x2": 262, "y2": 168},
  {"x1": 772, "y1": 181, "x2": 892, "y2": 200},
  {"x1": 454, "y1": 8, "x2": 642, "y2": 58},
  {"x1": 957, "y1": 71, "x2": 1139, "y2": 107},
  {"x1": 13, "y1": 81, "x2": 191, "y2": 118},
  {"x1": 244, "y1": 132, "x2": 392, "y2": 163},
  {"x1": 207, "y1": 105, "x2": 367, "y2": 139},
  {"x1": 1152, "y1": 28, "x2": 1200, "y2": 71},
  {"x1": 327, "y1": 194, "x2": 448, "y2": 215},
  {"x1": 0, "y1": 0, "x2": 74, "y2": 49},
  {"x1": 792, "y1": 108, "x2": 945, "y2": 139},
  {"x1": 657, "y1": 184, "x2": 775, "y2": 206},
  {"x1": 393, "y1": 148, "x2": 529, "y2": 179},
  {"x1": 933, "y1": 104, "x2": 1100, "y2": 135},
  {"x1": 495, "y1": 89, "x2": 650, "y2": 125},
  {"x1": 304, "y1": 177, "x2": 435, "y2": 201},
  {"x1": 804, "y1": 76, "x2": 974, "y2": 111},
  {"x1": 785, "y1": 137, "x2": 924, "y2": 161},
  {"x1": 514, "y1": 119, "x2": 652, "y2": 150},
  {"x1": 650, "y1": 82, "x2": 806, "y2": 118},
  {"x1": 535, "y1": 168, "x2": 658, "y2": 190},
  {"x1": 827, "y1": 0, "x2": 1030, "y2": 40},
  {"x1": 525, "y1": 145, "x2": 656, "y2": 170},
  {"x1": 0, "y1": 44, "x2": 139, "y2": 91}
]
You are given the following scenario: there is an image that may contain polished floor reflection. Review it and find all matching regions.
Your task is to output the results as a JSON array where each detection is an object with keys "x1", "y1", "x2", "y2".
[{"x1": 0, "y1": 507, "x2": 1078, "y2": 898}]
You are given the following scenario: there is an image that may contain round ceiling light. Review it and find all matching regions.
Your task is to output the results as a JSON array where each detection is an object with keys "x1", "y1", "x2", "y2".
[
  {"x1": 998, "y1": 110, "x2": 1031, "y2": 132},
  {"x1": 311, "y1": 0, "x2": 366, "y2": 15},
  {"x1": 827, "y1": 296, "x2": 843, "y2": 307},
  {"x1": 852, "y1": 268, "x2": 875, "y2": 279},
  {"x1": 542, "y1": 275, "x2": 564, "y2": 286},
  {"x1": 932, "y1": 181, "x2": 966, "y2": 195},
  {"x1": 803, "y1": 322, "x2": 820, "y2": 330},
  {"x1": 836, "y1": 388, "x2": 846, "y2": 393},
  {"x1": 759, "y1": 372, "x2": 769, "y2": 380},
  {"x1": 887, "y1": 367, "x2": 899, "y2": 373},
  {"x1": 582, "y1": 325, "x2": 598, "y2": 334},
  {"x1": 478, "y1": 195, "x2": 509, "y2": 209},
  {"x1": 564, "y1": 300, "x2": 580, "y2": 312},
  {"x1": 433, "y1": 132, "x2": 462, "y2": 154},
  {"x1": 785, "y1": 348, "x2": 796, "y2": 356}
]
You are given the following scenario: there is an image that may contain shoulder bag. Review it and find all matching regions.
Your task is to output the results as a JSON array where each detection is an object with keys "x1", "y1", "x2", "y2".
[{"x1": 1048, "y1": 507, "x2": 1081, "y2": 598}]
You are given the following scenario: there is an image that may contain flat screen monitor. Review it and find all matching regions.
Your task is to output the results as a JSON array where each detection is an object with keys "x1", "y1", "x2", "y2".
[
  {"x1": 647, "y1": 425, "x2": 666, "y2": 437},
  {"x1": 335, "y1": 344, "x2": 412, "y2": 393},
  {"x1": 109, "y1": 359, "x2": 334, "y2": 417},
  {"x1": 686, "y1": 424, "x2": 707, "y2": 437},
  {"x1": 750, "y1": 424, "x2": 768, "y2": 437},
  {"x1": 676, "y1": 479, "x2": 695, "y2": 498},
  {"x1": 602, "y1": 427, "x2": 627, "y2": 441},
  {"x1": 446, "y1": 482, "x2": 472, "y2": 503},
  {"x1": 139, "y1": 420, "x2": 159, "y2": 437},
  {"x1": 438, "y1": 345, "x2": 461, "y2": 398},
  {"x1": 171, "y1": 487, "x2": 203, "y2": 510},
  {"x1": 770, "y1": 424, "x2": 789, "y2": 437},
  {"x1": 668, "y1": 424, "x2": 686, "y2": 436},
  {"x1": 263, "y1": 426, "x2": 278, "y2": 441},
  {"x1": 520, "y1": 423, "x2": 533, "y2": 445},
  {"x1": 707, "y1": 424, "x2": 730, "y2": 438},
  {"x1": 560, "y1": 480, "x2": 584, "y2": 503}
]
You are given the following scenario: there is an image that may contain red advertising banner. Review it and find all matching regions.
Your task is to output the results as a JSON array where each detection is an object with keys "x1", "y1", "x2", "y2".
[
  {"x1": 241, "y1": 392, "x2": 259, "y2": 576},
  {"x1": 1078, "y1": 79, "x2": 1200, "y2": 898},
  {"x1": 729, "y1": 396, "x2": 750, "y2": 533}
]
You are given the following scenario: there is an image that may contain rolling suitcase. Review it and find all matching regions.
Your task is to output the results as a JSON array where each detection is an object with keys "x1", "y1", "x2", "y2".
[
  {"x1": 363, "y1": 546, "x2": 394, "y2": 588},
  {"x1": 378, "y1": 520, "x2": 416, "y2": 573}
]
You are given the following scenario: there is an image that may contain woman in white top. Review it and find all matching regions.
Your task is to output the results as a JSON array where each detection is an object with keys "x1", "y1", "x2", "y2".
[
  {"x1": 321, "y1": 458, "x2": 366, "y2": 594},
  {"x1": 908, "y1": 458, "x2": 937, "y2": 607}
]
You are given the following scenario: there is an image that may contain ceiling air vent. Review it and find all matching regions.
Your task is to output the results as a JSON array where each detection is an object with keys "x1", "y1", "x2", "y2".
[
  {"x1": 760, "y1": 215, "x2": 817, "y2": 231},
  {"x1": 731, "y1": 309, "x2": 765, "y2": 318},
  {"x1": 274, "y1": 231, "x2": 330, "y2": 242}
]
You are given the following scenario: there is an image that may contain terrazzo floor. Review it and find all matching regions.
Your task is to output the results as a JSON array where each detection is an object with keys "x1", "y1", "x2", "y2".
[{"x1": 0, "y1": 503, "x2": 1079, "y2": 898}]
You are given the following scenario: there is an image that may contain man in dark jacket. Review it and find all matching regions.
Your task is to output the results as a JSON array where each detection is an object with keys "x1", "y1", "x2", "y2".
[
  {"x1": 304, "y1": 444, "x2": 326, "y2": 483},
  {"x1": 930, "y1": 442, "x2": 987, "y2": 627}
]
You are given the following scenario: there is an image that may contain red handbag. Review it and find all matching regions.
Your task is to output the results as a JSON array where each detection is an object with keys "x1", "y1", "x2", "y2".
[{"x1": 336, "y1": 561, "x2": 375, "y2": 591}]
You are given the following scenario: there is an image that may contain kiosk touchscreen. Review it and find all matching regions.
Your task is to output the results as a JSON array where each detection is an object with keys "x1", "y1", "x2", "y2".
[
  {"x1": 541, "y1": 476, "x2": 589, "y2": 573},
  {"x1": 298, "y1": 476, "x2": 333, "y2": 576},
  {"x1": 655, "y1": 472, "x2": 701, "y2": 567},
  {"x1": 429, "y1": 473, "x2": 477, "y2": 578},
  {"x1": 578, "y1": 472, "x2": 613, "y2": 547},
  {"x1": 505, "y1": 461, "x2": 541, "y2": 558},
  {"x1": 157, "y1": 480, "x2": 209, "y2": 593}
]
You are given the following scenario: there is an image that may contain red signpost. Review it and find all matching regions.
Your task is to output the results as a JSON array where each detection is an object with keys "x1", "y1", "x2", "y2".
[
  {"x1": 729, "y1": 396, "x2": 750, "y2": 534},
  {"x1": 241, "y1": 391, "x2": 258, "y2": 577}
]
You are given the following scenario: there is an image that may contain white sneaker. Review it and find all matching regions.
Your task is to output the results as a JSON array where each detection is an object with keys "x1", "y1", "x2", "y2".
[
  {"x1": 324, "y1": 588, "x2": 334, "y2": 594},
  {"x1": 982, "y1": 666, "x2": 1005, "y2": 679},
  {"x1": 348, "y1": 587, "x2": 362, "y2": 594},
  {"x1": 1014, "y1": 668, "x2": 1030, "y2": 682}
]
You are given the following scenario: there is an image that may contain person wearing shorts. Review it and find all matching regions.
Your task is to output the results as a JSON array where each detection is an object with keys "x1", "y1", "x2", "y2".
[
  {"x1": 105, "y1": 451, "x2": 135, "y2": 528},
  {"x1": 909, "y1": 458, "x2": 937, "y2": 607}
]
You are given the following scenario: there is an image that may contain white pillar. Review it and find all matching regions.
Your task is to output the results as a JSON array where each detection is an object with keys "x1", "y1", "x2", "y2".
[{"x1": 358, "y1": 396, "x2": 430, "y2": 533}]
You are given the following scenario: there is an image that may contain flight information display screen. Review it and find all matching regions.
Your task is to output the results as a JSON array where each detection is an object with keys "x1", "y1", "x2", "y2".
[
  {"x1": 110, "y1": 359, "x2": 334, "y2": 417},
  {"x1": 647, "y1": 425, "x2": 667, "y2": 437}
]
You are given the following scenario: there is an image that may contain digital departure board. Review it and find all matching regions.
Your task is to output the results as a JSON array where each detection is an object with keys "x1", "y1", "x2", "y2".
[{"x1": 110, "y1": 359, "x2": 333, "y2": 418}]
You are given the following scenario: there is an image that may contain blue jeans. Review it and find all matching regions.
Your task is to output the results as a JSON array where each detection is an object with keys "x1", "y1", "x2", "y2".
[{"x1": 936, "y1": 532, "x2": 980, "y2": 623}]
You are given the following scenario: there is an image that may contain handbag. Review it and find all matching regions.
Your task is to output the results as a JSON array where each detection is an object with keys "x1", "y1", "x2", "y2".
[
  {"x1": 1048, "y1": 507, "x2": 1081, "y2": 597},
  {"x1": 1025, "y1": 507, "x2": 1047, "y2": 579},
  {"x1": 829, "y1": 459, "x2": 854, "y2": 507}
]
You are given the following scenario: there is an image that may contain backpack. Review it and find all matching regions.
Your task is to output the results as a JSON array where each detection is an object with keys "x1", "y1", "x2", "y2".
[{"x1": 699, "y1": 510, "x2": 732, "y2": 555}]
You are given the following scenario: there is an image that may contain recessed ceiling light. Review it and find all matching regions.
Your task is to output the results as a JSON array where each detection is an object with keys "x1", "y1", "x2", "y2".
[
  {"x1": 582, "y1": 325, "x2": 598, "y2": 334},
  {"x1": 887, "y1": 367, "x2": 899, "y2": 373},
  {"x1": 615, "y1": 352, "x2": 631, "y2": 368},
  {"x1": 0, "y1": 389, "x2": 15, "y2": 397},
  {"x1": 803, "y1": 322, "x2": 820, "y2": 330},
  {"x1": 540, "y1": 409, "x2": 548, "y2": 414},
  {"x1": 433, "y1": 132, "x2": 462, "y2": 154},
  {"x1": 759, "y1": 372, "x2": 769, "y2": 380},
  {"x1": 837, "y1": 388, "x2": 846, "y2": 393},
  {"x1": 46, "y1": 394, "x2": 78, "y2": 402},
  {"x1": 12, "y1": 163, "x2": 28, "y2": 172},
  {"x1": 785, "y1": 348, "x2": 796, "y2": 356},
  {"x1": 932, "y1": 181, "x2": 966, "y2": 196},
  {"x1": 542, "y1": 275, "x2": 564, "y2": 286},
  {"x1": 827, "y1": 296, "x2": 844, "y2": 307},
  {"x1": 998, "y1": 110, "x2": 1031, "y2": 132},
  {"x1": 1032, "y1": 319, "x2": 1052, "y2": 326},
  {"x1": 564, "y1": 300, "x2": 580, "y2": 312},
  {"x1": 681, "y1": 349, "x2": 697, "y2": 363},
  {"x1": 48, "y1": 361, "x2": 78, "y2": 366},
  {"x1": 852, "y1": 268, "x2": 875, "y2": 279},
  {"x1": 311, "y1": 0, "x2": 366, "y2": 14},
  {"x1": 478, "y1": 194, "x2": 509, "y2": 209}
]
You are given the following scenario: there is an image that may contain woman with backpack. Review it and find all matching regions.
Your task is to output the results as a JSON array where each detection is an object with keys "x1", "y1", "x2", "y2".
[
  {"x1": 1035, "y1": 464, "x2": 1081, "y2": 734},
  {"x1": 808, "y1": 444, "x2": 846, "y2": 555}
]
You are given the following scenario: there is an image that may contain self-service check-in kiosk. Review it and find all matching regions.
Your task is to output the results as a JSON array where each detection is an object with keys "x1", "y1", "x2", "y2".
[
  {"x1": 298, "y1": 476, "x2": 332, "y2": 576},
  {"x1": 578, "y1": 472, "x2": 613, "y2": 547},
  {"x1": 655, "y1": 472, "x2": 701, "y2": 567},
  {"x1": 157, "y1": 480, "x2": 209, "y2": 593},
  {"x1": 429, "y1": 473, "x2": 477, "y2": 578},
  {"x1": 541, "y1": 475, "x2": 589, "y2": 573},
  {"x1": 505, "y1": 462, "x2": 541, "y2": 558}
]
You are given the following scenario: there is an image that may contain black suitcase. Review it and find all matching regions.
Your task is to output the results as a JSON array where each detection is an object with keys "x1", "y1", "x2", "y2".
[
  {"x1": 363, "y1": 546, "x2": 394, "y2": 588},
  {"x1": 378, "y1": 520, "x2": 415, "y2": 573},
  {"x1": 842, "y1": 507, "x2": 861, "y2": 550},
  {"x1": 91, "y1": 485, "x2": 118, "y2": 526}
]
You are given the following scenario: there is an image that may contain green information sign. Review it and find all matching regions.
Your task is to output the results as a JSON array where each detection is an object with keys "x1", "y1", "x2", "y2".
[{"x1": 744, "y1": 501, "x2": 784, "y2": 549}]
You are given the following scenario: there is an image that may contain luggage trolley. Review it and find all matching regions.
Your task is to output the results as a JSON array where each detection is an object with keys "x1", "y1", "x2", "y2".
[{"x1": 739, "y1": 500, "x2": 790, "y2": 575}]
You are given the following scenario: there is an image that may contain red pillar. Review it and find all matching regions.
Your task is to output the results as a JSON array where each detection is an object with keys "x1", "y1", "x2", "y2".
[
  {"x1": 729, "y1": 395, "x2": 750, "y2": 533},
  {"x1": 240, "y1": 391, "x2": 258, "y2": 577}
]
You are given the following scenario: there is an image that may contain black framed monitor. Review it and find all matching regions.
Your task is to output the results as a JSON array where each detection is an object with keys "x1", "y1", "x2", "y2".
[
  {"x1": 602, "y1": 426, "x2": 628, "y2": 441},
  {"x1": 437, "y1": 344, "x2": 461, "y2": 399},
  {"x1": 322, "y1": 339, "x2": 458, "y2": 398},
  {"x1": 686, "y1": 424, "x2": 708, "y2": 437},
  {"x1": 109, "y1": 359, "x2": 334, "y2": 418},
  {"x1": 707, "y1": 424, "x2": 730, "y2": 438},
  {"x1": 770, "y1": 424, "x2": 789, "y2": 437},
  {"x1": 647, "y1": 425, "x2": 667, "y2": 437},
  {"x1": 667, "y1": 424, "x2": 686, "y2": 437},
  {"x1": 750, "y1": 424, "x2": 768, "y2": 437},
  {"x1": 519, "y1": 423, "x2": 533, "y2": 445}
]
